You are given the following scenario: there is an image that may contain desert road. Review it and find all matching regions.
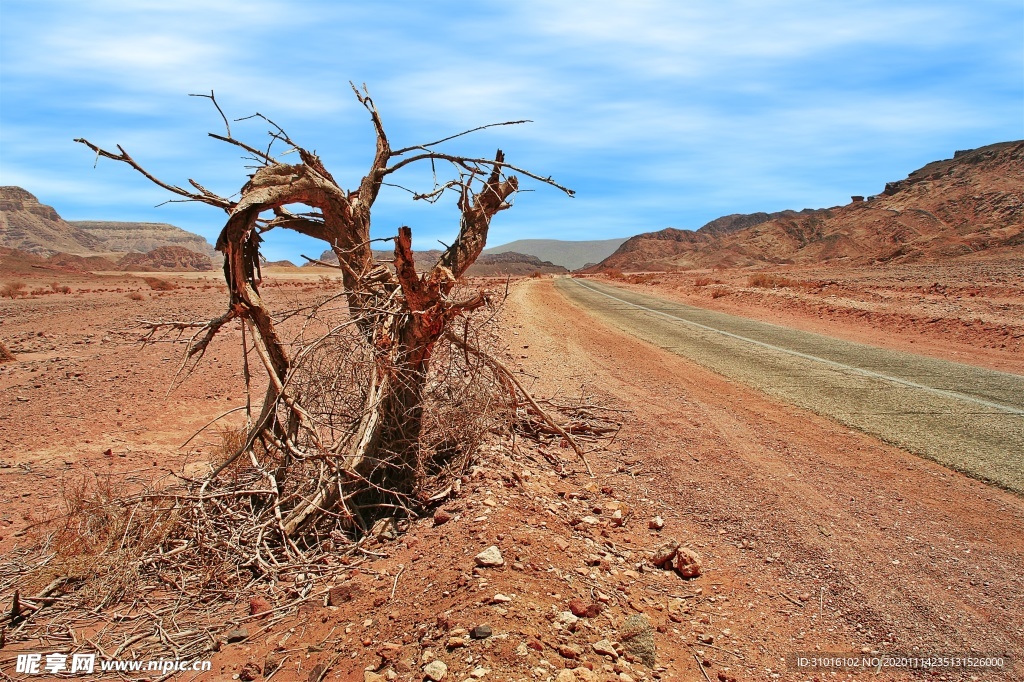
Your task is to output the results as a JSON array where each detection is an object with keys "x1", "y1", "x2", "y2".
[{"x1": 556, "y1": 277, "x2": 1024, "y2": 492}]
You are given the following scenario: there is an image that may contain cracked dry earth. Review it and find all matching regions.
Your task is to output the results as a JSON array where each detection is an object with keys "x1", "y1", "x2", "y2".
[{"x1": 1, "y1": 269, "x2": 1022, "y2": 682}]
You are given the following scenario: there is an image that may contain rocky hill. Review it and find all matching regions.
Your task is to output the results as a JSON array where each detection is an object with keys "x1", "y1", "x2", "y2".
[
  {"x1": 591, "y1": 141, "x2": 1024, "y2": 271},
  {"x1": 0, "y1": 186, "x2": 217, "y2": 271},
  {"x1": 0, "y1": 186, "x2": 106, "y2": 255},
  {"x1": 482, "y1": 238, "x2": 628, "y2": 270},
  {"x1": 118, "y1": 245, "x2": 214, "y2": 271},
  {"x1": 70, "y1": 220, "x2": 217, "y2": 258}
]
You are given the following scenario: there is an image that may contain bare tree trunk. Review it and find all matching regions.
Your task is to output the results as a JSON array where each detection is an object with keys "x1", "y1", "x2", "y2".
[{"x1": 75, "y1": 85, "x2": 571, "y2": 540}]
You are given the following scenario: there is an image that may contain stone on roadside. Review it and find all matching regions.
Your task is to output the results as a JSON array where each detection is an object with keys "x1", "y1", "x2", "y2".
[
  {"x1": 471, "y1": 625, "x2": 492, "y2": 639},
  {"x1": 648, "y1": 516, "x2": 665, "y2": 530},
  {"x1": 568, "y1": 598, "x2": 603, "y2": 618},
  {"x1": 651, "y1": 539, "x2": 680, "y2": 567},
  {"x1": 592, "y1": 639, "x2": 618, "y2": 658},
  {"x1": 673, "y1": 548, "x2": 703, "y2": 578},
  {"x1": 423, "y1": 659, "x2": 448, "y2": 681},
  {"x1": 474, "y1": 546, "x2": 504, "y2": 567},
  {"x1": 433, "y1": 509, "x2": 452, "y2": 525}
]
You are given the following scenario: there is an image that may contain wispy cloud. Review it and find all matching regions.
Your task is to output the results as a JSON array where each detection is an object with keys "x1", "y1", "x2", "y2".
[{"x1": 2, "y1": 0, "x2": 1021, "y2": 255}]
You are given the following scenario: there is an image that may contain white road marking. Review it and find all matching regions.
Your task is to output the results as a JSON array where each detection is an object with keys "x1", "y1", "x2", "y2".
[{"x1": 570, "y1": 279, "x2": 1024, "y2": 417}]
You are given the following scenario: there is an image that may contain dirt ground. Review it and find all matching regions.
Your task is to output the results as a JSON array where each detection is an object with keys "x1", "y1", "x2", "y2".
[{"x1": 1, "y1": 263, "x2": 1021, "y2": 681}]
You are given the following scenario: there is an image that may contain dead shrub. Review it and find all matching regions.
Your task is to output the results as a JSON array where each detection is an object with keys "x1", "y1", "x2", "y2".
[
  {"x1": 126, "y1": 291, "x2": 145, "y2": 301},
  {"x1": 2, "y1": 281, "x2": 28, "y2": 298},
  {"x1": 710, "y1": 287, "x2": 728, "y2": 299},
  {"x1": 143, "y1": 276, "x2": 177, "y2": 291},
  {"x1": 604, "y1": 268, "x2": 625, "y2": 280},
  {"x1": 693, "y1": 276, "x2": 713, "y2": 287}
]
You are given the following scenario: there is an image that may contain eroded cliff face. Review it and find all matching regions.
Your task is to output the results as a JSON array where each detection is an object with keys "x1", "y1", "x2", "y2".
[
  {"x1": 0, "y1": 186, "x2": 106, "y2": 255},
  {"x1": 71, "y1": 220, "x2": 217, "y2": 258},
  {"x1": 0, "y1": 186, "x2": 217, "y2": 270}
]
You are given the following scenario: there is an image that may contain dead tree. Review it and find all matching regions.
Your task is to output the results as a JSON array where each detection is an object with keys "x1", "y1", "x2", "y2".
[{"x1": 75, "y1": 85, "x2": 571, "y2": 542}]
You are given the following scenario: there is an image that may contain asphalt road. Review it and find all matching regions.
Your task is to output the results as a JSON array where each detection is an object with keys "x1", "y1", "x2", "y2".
[{"x1": 556, "y1": 277, "x2": 1024, "y2": 492}]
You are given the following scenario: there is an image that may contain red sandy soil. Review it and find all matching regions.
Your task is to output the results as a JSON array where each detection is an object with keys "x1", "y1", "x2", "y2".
[{"x1": 1, "y1": 266, "x2": 1022, "y2": 681}]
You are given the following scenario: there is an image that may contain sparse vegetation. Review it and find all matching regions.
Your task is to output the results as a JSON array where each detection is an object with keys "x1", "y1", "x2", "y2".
[
  {"x1": 2, "y1": 281, "x2": 28, "y2": 299},
  {"x1": 126, "y1": 291, "x2": 145, "y2": 301},
  {"x1": 604, "y1": 268, "x2": 625, "y2": 279},
  {"x1": 51, "y1": 282, "x2": 72, "y2": 294}
]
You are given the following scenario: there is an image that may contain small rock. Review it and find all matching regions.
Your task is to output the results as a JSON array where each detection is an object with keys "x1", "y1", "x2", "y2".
[
  {"x1": 674, "y1": 548, "x2": 703, "y2": 579},
  {"x1": 249, "y1": 597, "x2": 271, "y2": 618},
  {"x1": 649, "y1": 516, "x2": 664, "y2": 530},
  {"x1": 433, "y1": 509, "x2": 452, "y2": 525},
  {"x1": 474, "y1": 546, "x2": 504, "y2": 568},
  {"x1": 568, "y1": 598, "x2": 603, "y2": 618},
  {"x1": 364, "y1": 671, "x2": 385, "y2": 682},
  {"x1": 697, "y1": 633, "x2": 714, "y2": 644},
  {"x1": 423, "y1": 659, "x2": 448, "y2": 681},
  {"x1": 446, "y1": 636, "x2": 466, "y2": 648},
  {"x1": 225, "y1": 627, "x2": 249, "y2": 643},
  {"x1": 554, "y1": 538, "x2": 570, "y2": 552},
  {"x1": 619, "y1": 674, "x2": 635, "y2": 682},
  {"x1": 651, "y1": 539, "x2": 680, "y2": 566},
  {"x1": 238, "y1": 662, "x2": 261, "y2": 681},
  {"x1": 491, "y1": 593, "x2": 512, "y2": 603},
  {"x1": 559, "y1": 644, "x2": 582, "y2": 659},
  {"x1": 526, "y1": 638, "x2": 544, "y2": 652},
  {"x1": 471, "y1": 625, "x2": 492, "y2": 639},
  {"x1": 592, "y1": 639, "x2": 617, "y2": 658},
  {"x1": 555, "y1": 671, "x2": 576, "y2": 682}
]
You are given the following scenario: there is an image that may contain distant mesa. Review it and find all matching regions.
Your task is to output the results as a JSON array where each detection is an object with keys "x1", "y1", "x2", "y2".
[
  {"x1": 482, "y1": 238, "x2": 628, "y2": 271},
  {"x1": 314, "y1": 248, "x2": 567, "y2": 276},
  {"x1": 0, "y1": 186, "x2": 217, "y2": 272},
  {"x1": 118, "y1": 245, "x2": 214, "y2": 272},
  {"x1": 587, "y1": 140, "x2": 1024, "y2": 272},
  {"x1": 70, "y1": 220, "x2": 218, "y2": 259}
]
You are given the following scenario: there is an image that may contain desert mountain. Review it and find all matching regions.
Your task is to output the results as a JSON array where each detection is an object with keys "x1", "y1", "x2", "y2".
[
  {"x1": 0, "y1": 186, "x2": 107, "y2": 255},
  {"x1": 316, "y1": 248, "x2": 567, "y2": 276},
  {"x1": 70, "y1": 220, "x2": 217, "y2": 258},
  {"x1": 0, "y1": 186, "x2": 217, "y2": 271},
  {"x1": 591, "y1": 141, "x2": 1023, "y2": 271},
  {"x1": 482, "y1": 238, "x2": 628, "y2": 271}
]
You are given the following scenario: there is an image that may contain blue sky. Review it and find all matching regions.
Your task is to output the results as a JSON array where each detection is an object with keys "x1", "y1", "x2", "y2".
[{"x1": 1, "y1": 0, "x2": 1021, "y2": 261}]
